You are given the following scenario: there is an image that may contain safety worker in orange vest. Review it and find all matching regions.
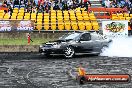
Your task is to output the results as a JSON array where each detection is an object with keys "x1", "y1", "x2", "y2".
[{"x1": 78, "y1": 65, "x2": 86, "y2": 76}]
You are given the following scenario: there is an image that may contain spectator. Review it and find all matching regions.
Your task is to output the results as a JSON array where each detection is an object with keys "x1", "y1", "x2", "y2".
[
  {"x1": 67, "y1": 0, "x2": 73, "y2": 10},
  {"x1": 14, "y1": 0, "x2": 19, "y2": 6},
  {"x1": 62, "y1": 0, "x2": 68, "y2": 10},
  {"x1": 8, "y1": 5, "x2": 13, "y2": 15},
  {"x1": 32, "y1": 6, "x2": 37, "y2": 13},
  {"x1": 3, "y1": 0, "x2": 7, "y2": 5},
  {"x1": 72, "y1": 0, "x2": 77, "y2": 9},
  {"x1": 111, "y1": 0, "x2": 118, "y2": 8},
  {"x1": 53, "y1": 0, "x2": 60, "y2": 10},
  {"x1": 45, "y1": 2, "x2": 50, "y2": 13},
  {"x1": 104, "y1": 0, "x2": 111, "y2": 8},
  {"x1": 34, "y1": 0, "x2": 38, "y2": 6},
  {"x1": 37, "y1": 4, "x2": 44, "y2": 12}
]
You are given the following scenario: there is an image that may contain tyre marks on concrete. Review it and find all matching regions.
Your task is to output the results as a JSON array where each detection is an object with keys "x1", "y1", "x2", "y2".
[{"x1": 0, "y1": 53, "x2": 132, "y2": 88}]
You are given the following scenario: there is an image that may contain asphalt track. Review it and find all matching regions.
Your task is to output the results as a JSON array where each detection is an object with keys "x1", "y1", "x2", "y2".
[{"x1": 0, "y1": 53, "x2": 132, "y2": 88}]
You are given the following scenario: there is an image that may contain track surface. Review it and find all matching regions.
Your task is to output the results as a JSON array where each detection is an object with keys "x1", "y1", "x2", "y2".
[{"x1": 0, "y1": 53, "x2": 132, "y2": 88}]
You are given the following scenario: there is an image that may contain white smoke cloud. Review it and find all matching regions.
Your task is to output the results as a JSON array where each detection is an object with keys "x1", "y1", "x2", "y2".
[{"x1": 100, "y1": 36, "x2": 132, "y2": 57}]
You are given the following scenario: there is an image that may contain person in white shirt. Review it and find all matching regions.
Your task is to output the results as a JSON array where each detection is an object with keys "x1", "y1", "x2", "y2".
[{"x1": 104, "y1": 0, "x2": 111, "y2": 8}]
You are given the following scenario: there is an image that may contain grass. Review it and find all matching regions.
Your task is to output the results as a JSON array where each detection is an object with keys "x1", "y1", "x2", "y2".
[{"x1": 0, "y1": 38, "x2": 55, "y2": 45}]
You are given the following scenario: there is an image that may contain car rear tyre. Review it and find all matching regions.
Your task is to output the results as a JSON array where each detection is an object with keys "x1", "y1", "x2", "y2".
[{"x1": 64, "y1": 46, "x2": 75, "y2": 58}]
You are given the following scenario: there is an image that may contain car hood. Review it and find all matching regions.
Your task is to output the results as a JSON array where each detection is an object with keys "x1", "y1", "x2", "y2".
[{"x1": 44, "y1": 39, "x2": 73, "y2": 45}]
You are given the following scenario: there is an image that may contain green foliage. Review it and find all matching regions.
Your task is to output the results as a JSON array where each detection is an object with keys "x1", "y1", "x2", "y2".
[{"x1": 0, "y1": 38, "x2": 54, "y2": 45}]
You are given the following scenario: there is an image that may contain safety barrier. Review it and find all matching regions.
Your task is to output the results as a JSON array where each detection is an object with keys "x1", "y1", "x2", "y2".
[
  {"x1": 0, "y1": 7, "x2": 8, "y2": 12},
  {"x1": 88, "y1": 7, "x2": 127, "y2": 19}
]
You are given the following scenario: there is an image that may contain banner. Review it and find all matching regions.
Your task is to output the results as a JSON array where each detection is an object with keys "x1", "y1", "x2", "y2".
[
  {"x1": 0, "y1": 20, "x2": 34, "y2": 32},
  {"x1": 102, "y1": 20, "x2": 128, "y2": 37}
]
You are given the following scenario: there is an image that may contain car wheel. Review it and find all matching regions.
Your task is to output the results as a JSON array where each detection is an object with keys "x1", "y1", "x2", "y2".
[{"x1": 64, "y1": 46, "x2": 75, "y2": 58}]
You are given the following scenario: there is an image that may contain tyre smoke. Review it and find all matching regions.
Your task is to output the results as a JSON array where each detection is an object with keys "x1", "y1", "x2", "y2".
[{"x1": 100, "y1": 37, "x2": 132, "y2": 57}]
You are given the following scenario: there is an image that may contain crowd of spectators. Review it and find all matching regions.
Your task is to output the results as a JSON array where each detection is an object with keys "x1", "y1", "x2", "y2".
[
  {"x1": 1, "y1": 0, "x2": 132, "y2": 14},
  {"x1": 1, "y1": 0, "x2": 92, "y2": 13},
  {"x1": 101, "y1": 0, "x2": 132, "y2": 13}
]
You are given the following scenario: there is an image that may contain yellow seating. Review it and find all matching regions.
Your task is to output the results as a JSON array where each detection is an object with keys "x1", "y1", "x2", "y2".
[
  {"x1": 112, "y1": 16, "x2": 119, "y2": 20},
  {"x1": 76, "y1": 12, "x2": 82, "y2": 16},
  {"x1": 64, "y1": 22, "x2": 71, "y2": 30},
  {"x1": 0, "y1": 13, "x2": 5, "y2": 19},
  {"x1": 12, "y1": 13, "x2": 17, "y2": 16},
  {"x1": 83, "y1": 16, "x2": 89, "y2": 20},
  {"x1": 70, "y1": 16, "x2": 76, "y2": 21},
  {"x1": 37, "y1": 15, "x2": 42, "y2": 19},
  {"x1": 92, "y1": 21, "x2": 99, "y2": 31},
  {"x1": 14, "y1": 8, "x2": 18, "y2": 10},
  {"x1": 11, "y1": 16, "x2": 16, "y2": 19},
  {"x1": 44, "y1": 21, "x2": 49, "y2": 30},
  {"x1": 71, "y1": 21, "x2": 78, "y2": 30},
  {"x1": 0, "y1": 10, "x2": 4, "y2": 13},
  {"x1": 126, "y1": 17, "x2": 131, "y2": 21},
  {"x1": 117, "y1": 13, "x2": 123, "y2": 17},
  {"x1": 119, "y1": 16, "x2": 125, "y2": 20},
  {"x1": 24, "y1": 16, "x2": 30, "y2": 20},
  {"x1": 89, "y1": 13, "x2": 95, "y2": 17},
  {"x1": 17, "y1": 16, "x2": 23, "y2": 20},
  {"x1": 81, "y1": 8, "x2": 86, "y2": 11},
  {"x1": 77, "y1": 16, "x2": 83, "y2": 20},
  {"x1": 63, "y1": 11, "x2": 68, "y2": 14},
  {"x1": 36, "y1": 22, "x2": 42, "y2": 30},
  {"x1": 44, "y1": 13, "x2": 49, "y2": 16},
  {"x1": 38, "y1": 13, "x2": 43, "y2": 16},
  {"x1": 130, "y1": 14, "x2": 132, "y2": 17},
  {"x1": 18, "y1": 12, "x2": 24, "y2": 16},
  {"x1": 51, "y1": 22, "x2": 56, "y2": 30},
  {"x1": 57, "y1": 13, "x2": 62, "y2": 16},
  {"x1": 76, "y1": 7, "x2": 81, "y2": 11},
  {"x1": 85, "y1": 22, "x2": 92, "y2": 31},
  {"x1": 112, "y1": 14, "x2": 117, "y2": 17},
  {"x1": 3, "y1": 14, "x2": 10, "y2": 19},
  {"x1": 25, "y1": 13, "x2": 30, "y2": 16},
  {"x1": 20, "y1": 8, "x2": 24, "y2": 10},
  {"x1": 44, "y1": 16, "x2": 49, "y2": 21},
  {"x1": 58, "y1": 21, "x2": 64, "y2": 30},
  {"x1": 124, "y1": 13, "x2": 129, "y2": 17},
  {"x1": 90, "y1": 16, "x2": 96, "y2": 21},
  {"x1": 82, "y1": 13, "x2": 88, "y2": 17},
  {"x1": 19, "y1": 9, "x2": 24, "y2": 13},
  {"x1": 37, "y1": 19, "x2": 42, "y2": 22},
  {"x1": 64, "y1": 13, "x2": 69, "y2": 16},
  {"x1": 64, "y1": 16, "x2": 69, "y2": 21},
  {"x1": 13, "y1": 10, "x2": 18, "y2": 13},
  {"x1": 31, "y1": 13, "x2": 36, "y2": 21},
  {"x1": 78, "y1": 21, "x2": 85, "y2": 30},
  {"x1": 51, "y1": 18, "x2": 56, "y2": 22}
]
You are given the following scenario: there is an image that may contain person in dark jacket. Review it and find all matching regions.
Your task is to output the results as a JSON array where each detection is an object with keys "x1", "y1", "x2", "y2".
[
  {"x1": 83, "y1": 0, "x2": 91, "y2": 10},
  {"x1": 62, "y1": 0, "x2": 68, "y2": 10}
]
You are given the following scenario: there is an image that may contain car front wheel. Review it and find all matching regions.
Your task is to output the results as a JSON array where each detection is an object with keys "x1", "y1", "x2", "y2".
[{"x1": 64, "y1": 46, "x2": 75, "y2": 58}]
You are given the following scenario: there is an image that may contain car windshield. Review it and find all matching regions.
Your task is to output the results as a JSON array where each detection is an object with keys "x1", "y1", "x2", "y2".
[{"x1": 59, "y1": 33, "x2": 81, "y2": 40}]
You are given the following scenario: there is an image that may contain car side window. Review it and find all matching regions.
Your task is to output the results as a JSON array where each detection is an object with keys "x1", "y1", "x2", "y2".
[{"x1": 80, "y1": 33, "x2": 91, "y2": 41}]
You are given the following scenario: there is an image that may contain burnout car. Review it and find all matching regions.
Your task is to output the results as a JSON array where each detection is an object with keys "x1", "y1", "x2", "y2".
[{"x1": 39, "y1": 32, "x2": 112, "y2": 58}]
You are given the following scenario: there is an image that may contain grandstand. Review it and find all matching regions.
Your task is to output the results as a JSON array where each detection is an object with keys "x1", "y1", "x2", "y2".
[{"x1": 0, "y1": 0, "x2": 132, "y2": 32}]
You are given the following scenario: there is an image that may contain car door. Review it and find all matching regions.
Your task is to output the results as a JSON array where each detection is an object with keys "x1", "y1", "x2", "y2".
[
  {"x1": 77, "y1": 33, "x2": 94, "y2": 53},
  {"x1": 91, "y1": 34, "x2": 103, "y2": 52}
]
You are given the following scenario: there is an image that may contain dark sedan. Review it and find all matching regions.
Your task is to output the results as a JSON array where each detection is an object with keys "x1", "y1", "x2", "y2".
[{"x1": 39, "y1": 32, "x2": 111, "y2": 58}]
